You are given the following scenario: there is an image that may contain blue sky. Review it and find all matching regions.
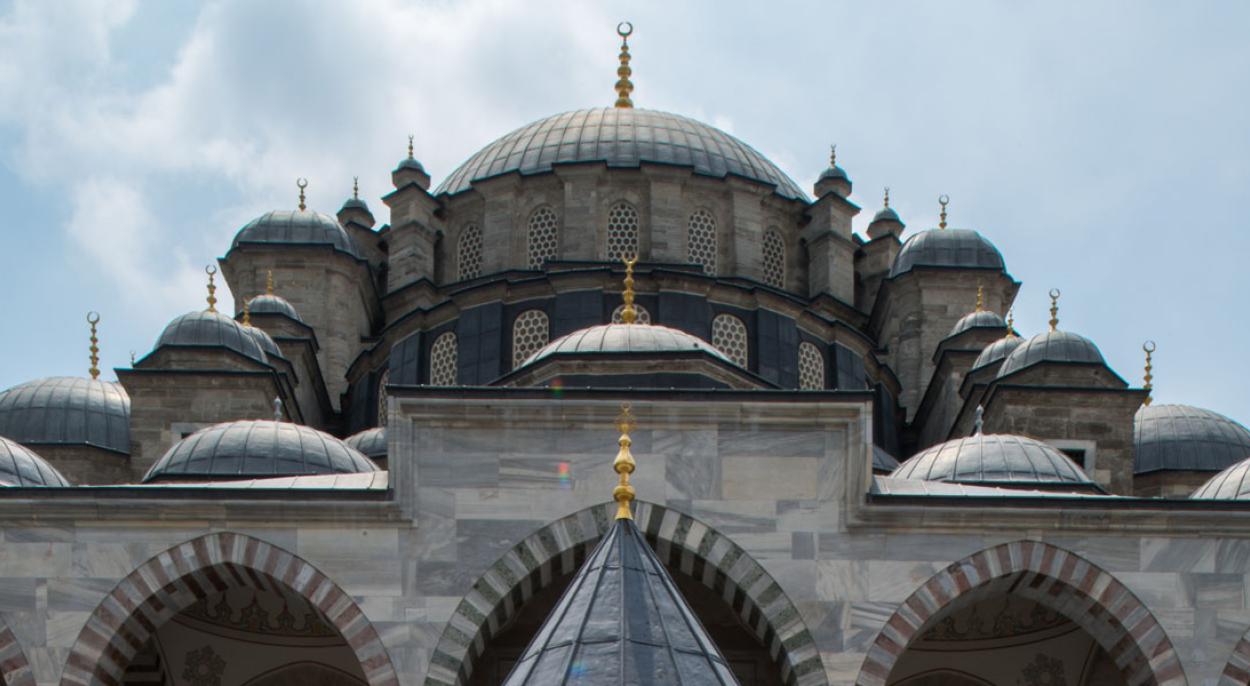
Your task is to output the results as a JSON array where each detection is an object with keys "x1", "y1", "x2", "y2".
[{"x1": 0, "y1": 0, "x2": 1247, "y2": 423}]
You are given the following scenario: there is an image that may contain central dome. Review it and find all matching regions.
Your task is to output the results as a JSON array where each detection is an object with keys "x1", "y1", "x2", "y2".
[{"x1": 435, "y1": 108, "x2": 808, "y2": 201}]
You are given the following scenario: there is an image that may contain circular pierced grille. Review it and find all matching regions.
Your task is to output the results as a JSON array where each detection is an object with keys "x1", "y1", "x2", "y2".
[
  {"x1": 376, "y1": 368, "x2": 390, "y2": 426},
  {"x1": 687, "y1": 209, "x2": 717, "y2": 275},
  {"x1": 527, "y1": 207, "x2": 559, "y2": 269},
  {"x1": 711, "y1": 314, "x2": 748, "y2": 368},
  {"x1": 429, "y1": 332, "x2": 458, "y2": 385},
  {"x1": 610, "y1": 304, "x2": 651, "y2": 325},
  {"x1": 798, "y1": 342, "x2": 825, "y2": 390},
  {"x1": 762, "y1": 229, "x2": 785, "y2": 289},
  {"x1": 458, "y1": 224, "x2": 483, "y2": 280},
  {"x1": 606, "y1": 202, "x2": 639, "y2": 262},
  {"x1": 512, "y1": 310, "x2": 550, "y2": 368}
]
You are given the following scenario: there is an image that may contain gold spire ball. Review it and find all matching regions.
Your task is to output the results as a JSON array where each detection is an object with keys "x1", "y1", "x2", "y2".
[
  {"x1": 87, "y1": 311, "x2": 101, "y2": 380},
  {"x1": 612, "y1": 404, "x2": 638, "y2": 520},
  {"x1": 1048, "y1": 288, "x2": 1061, "y2": 332},
  {"x1": 614, "y1": 22, "x2": 634, "y2": 108},
  {"x1": 1142, "y1": 340, "x2": 1156, "y2": 406},
  {"x1": 975, "y1": 284, "x2": 984, "y2": 312},
  {"x1": 266, "y1": 269, "x2": 275, "y2": 296},
  {"x1": 205, "y1": 265, "x2": 218, "y2": 313},
  {"x1": 619, "y1": 256, "x2": 639, "y2": 324}
]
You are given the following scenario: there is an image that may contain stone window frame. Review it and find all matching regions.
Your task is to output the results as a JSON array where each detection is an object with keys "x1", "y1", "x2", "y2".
[
  {"x1": 605, "y1": 200, "x2": 641, "y2": 262},
  {"x1": 429, "y1": 331, "x2": 458, "y2": 386},
  {"x1": 711, "y1": 313, "x2": 749, "y2": 368},
  {"x1": 457, "y1": 223, "x2": 483, "y2": 281},
  {"x1": 686, "y1": 207, "x2": 718, "y2": 275},
  {"x1": 511, "y1": 309, "x2": 551, "y2": 369},
  {"x1": 526, "y1": 205, "x2": 560, "y2": 269}
]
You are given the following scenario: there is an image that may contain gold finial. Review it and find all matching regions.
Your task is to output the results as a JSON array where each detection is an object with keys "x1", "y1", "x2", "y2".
[
  {"x1": 296, "y1": 177, "x2": 308, "y2": 211},
  {"x1": 205, "y1": 265, "x2": 218, "y2": 312},
  {"x1": 614, "y1": 22, "x2": 635, "y2": 108},
  {"x1": 1048, "y1": 288, "x2": 1061, "y2": 332},
  {"x1": 883, "y1": 186, "x2": 890, "y2": 209},
  {"x1": 612, "y1": 403, "x2": 638, "y2": 520},
  {"x1": 1007, "y1": 309, "x2": 1017, "y2": 337},
  {"x1": 975, "y1": 284, "x2": 984, "y2": 312},
  {"x1": 407, "y1": 135, "x2": 415, "y2": 159},
  {"x1": 352, "y1": 176, "x2": 359, "y2": 200},
  {"x1": 938, "y1": 194, "x2": 950, "y2": 229},
  {"x1": 242, "y1": 296, "x2": 252, "y2": 327},
  {"x1": 829, "y1": 144, "x2": 837, "y2": 168},
  {"x1": 1142, "y1": 340, "x2": 1156, "y2": 406},
  {"x1": 266, "y1": 269, "x2": 274, "y2": 295},
  {"x1": 86, "y1": 311, "x2": 100, "y2": 380},
  {"x1": 620, "y1": 256, "x2": 639, "y2": 324}
]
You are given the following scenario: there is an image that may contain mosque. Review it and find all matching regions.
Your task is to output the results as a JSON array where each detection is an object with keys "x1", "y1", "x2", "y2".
[{"x1": 2, "y1": 22, "x2": 1250, "y2": 686}]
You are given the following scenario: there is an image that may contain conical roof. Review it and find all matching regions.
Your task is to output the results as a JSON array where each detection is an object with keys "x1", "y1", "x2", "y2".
[{"x1": 503, "y1": 516, "x2": 739, "y2": 685}]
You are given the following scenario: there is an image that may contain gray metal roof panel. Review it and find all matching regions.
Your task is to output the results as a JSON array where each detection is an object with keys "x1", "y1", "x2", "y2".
[
  {"x1": 889, "y1": 228, "x2": 1005, "y2": 278},
  {"x1": 997, "y1": 330, "x2": 1106, "y2": 377},
  {"x1": 248, "y1": 294, "x2": 302, "y2": 322},
  {"x1": 870, "y1": 207, "x2": 902, "y2": 225},
  {"x1": 1191, "y1": 456, "x2": 1250, "y2": 499},
  {"x1": 949, "y1": 310, "x2": 1007, "y2": 338},
  {"x1": 971, "y1": 335, "x2": 1024, "y2": 371},
  {"x1": 155, "y1": 310, "x2": 268, "y2": 364},
  {"x1": 872, "y1": 476, "x2": 1112, "y2": 498},
  {"x1": 345, "y1": 427, "x2": 386, "y2": 459},
  {"x1": 1136, "y1": 404, "x2": 1250, "y2": 474},
  {"x1": 522, "y1": 323, "x2": 733, "y2": 368},
  {"x1": 892, "y1": 434, "x2": 1095, "y2": 486},
  {"x1": 0, "y1": 376, "x2": 130, "y2": 453},
  {"x1": 231, "y1": 210, "x2": 360, "y2": 258},
  {"x1": 0, "y1": 436, "x2": 71, "y2": 486}
]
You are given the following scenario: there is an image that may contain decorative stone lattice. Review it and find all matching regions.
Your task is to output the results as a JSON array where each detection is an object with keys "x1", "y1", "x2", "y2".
[
  {"x1": 458, "y1": 224, "x2": 483, "y2": 280},
  {"x1": 763, "y1": 228, "x2": 785, "y2": 288},
  {"x1": 376, "y1": 368, "x2": 389, "y2": 427},
  {"x1": 687, "y1": 209, "x2": 717, "y2": 275},
  {"x1": 711, "y1": 314, "x2": 748, "y2": 368},
  {"x1": 611, "y1": 303, "x2": 651, "y2": 324},
  {"x1": 606, "y1": 202, "x2": 639, "y2": 261},
  {"x1": 527, "y1": 207, "x2": 559, "y2": 269},
  {"x1": 430, "y1": 332, "x2": 458, "y2": 386},
  {"x1": 512, "y1": 309, "x2": 550, "y2": 368},
  {"x1": 798, "y1": 342, "x2": 824, "y2": 389}
]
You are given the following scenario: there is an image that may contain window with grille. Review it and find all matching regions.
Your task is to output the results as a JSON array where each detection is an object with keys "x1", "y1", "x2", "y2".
[
  {"x1": 687, "y1": 209, "x2": 717, "y2": 275},
  {"x1": 798, "y1": 342, "x2": 825, "y2": 390},
  {"x1": 512, "y1": 309, "x2": 550, "y2": 368},
  {"x1": 606, "y1": 202, "x2": 639, "y2": 261},
  {"x1": 762, "y1": 228, "x2": 785, "y2": 288},
  {"x1": 429, "y1": 332, "x2": 458, "y2": 385},
  {"x1": 611, "y1": 304, "x2": 651, "y2": 324},
  {"x1": 527, "y1": 207, "x2": 559, "y2": 269},
  {"x1": 376, "y1": 368, "x2": 390, "y2": 426},
  {"x1": 458, "y1": 224, "x2": 483, "y2": 280},
  {"x1": 711, "y1": 314, "x2": 748, "y2": 368}
]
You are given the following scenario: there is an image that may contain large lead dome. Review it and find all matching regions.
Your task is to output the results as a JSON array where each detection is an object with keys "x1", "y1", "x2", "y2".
[{"x1": 434, "y1": 108, "x2": 808, "y2": 201}]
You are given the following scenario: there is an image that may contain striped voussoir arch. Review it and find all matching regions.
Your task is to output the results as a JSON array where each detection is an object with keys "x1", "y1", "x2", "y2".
[
  {"x1": 1219, "y1": 630, "x2": 1250, "y2": 684},
  {"x1": 857, "y1": 540, "x2": 1186, "y2": 686},
  {"x1": 60, "y1": 532, "x2": 398, "y2": 686},
  {"x1": 424, "y1": 501, "x2": 828, "y2": 686},
  {"x1": 0, "y1": 623, "x2": 33, "y2": 686}
]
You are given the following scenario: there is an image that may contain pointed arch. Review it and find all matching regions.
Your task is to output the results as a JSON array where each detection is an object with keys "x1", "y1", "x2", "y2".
[
  {"x1": 424, "y1": 501, "x2": 826, "y2": 686},
  {"x1": 60, "y1": 532, "x2": 398, "y2": 686},
  {"x1": 856, "y1": 540, "x2": 1185, "y2": 686},
  {"x1": 0, "y1": 624, "x2": 33, "y2": 685},
  {"x1": 1218, "y1": 626, "x2": 1250, "y2": 684}
]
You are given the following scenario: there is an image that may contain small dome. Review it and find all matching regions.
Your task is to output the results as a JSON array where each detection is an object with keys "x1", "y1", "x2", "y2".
[
  {"x1": 340, "y1": 197, "x2": 370, "y2": 212},
  {"x1": 231, "y1": 210, "x2": 359, "y2": 258},
  {"x1": 396, "y1": 157, "x2": 426, "y2": 173},
  {"x1": 889, "y1": 229, "x2": 1005, "y2": 278},
  {"x1": 892, "y1": 434, "x2": 1096, "y2": 488},
  {"x1": 0, "y1": 437, "x2": 71, "y2": 486},
  {"x1": 949, "y1": 310, "x2": 1007, "y2": 338},
  {"x1": 143, "y1": 420, "x2": 377, "y2": 482},
  {"x1": 243, "y1": 325, "x2": 282, "y2": 360},
  {"x1": 819, "y1": 165, "x2": 849, "y2": 183},
  {"x1": 870, "y1": 206, "x2": 902, "y2": 225},
  {"x1": 1136, "y1": 404, "x2": 1250, "y2": 474},
  {"x1": 0, "y1": 376, "x2": 130, "y2": 453},
  {"x1": 1191, "y1": 456, "x2": 1250, "y2": 499},
  {"x1": 345, "y1": 427, "x2": 386, "y2": 460},
  {"x1": 971, "y1": 335, "x2": 1024, "y2": 371},
  {"x1": 248, "y1": 294, "x2": 302, "y2": 323},
  {"x1": 521, "y1": 323, "x2": 733, "y2": 368},
  {"x1": 997, "y1": 330, "x2": 1106, "y2": 378},
  {"x1": 155, "y1": 311, "x2": 267, "y2": 364}
]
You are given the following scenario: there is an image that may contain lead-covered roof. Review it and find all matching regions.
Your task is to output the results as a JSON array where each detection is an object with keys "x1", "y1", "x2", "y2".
[
  {"x1": 0, "y1": 376, "x2": 130, "y2": 454},
  {"x1": 889, "y1": 229, "x2": 1005, "y2": 278},
  {"x1": 892, "y1": 434, "x2": 1095, "y2": 487},
  {"x1": 231, "y1": 210, "x2": 359, "y2": 258},
  {"x1": 1136, "y1": 404, "x2": 1250, "y2": 474}
]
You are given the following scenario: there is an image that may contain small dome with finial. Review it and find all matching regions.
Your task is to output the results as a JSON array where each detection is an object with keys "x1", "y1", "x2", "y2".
[
  {"x1": 153, "y1": 266, "x2": 268, "y2": 364},
  {"x1": 247, "y1": 271, "x2": 303, "y2": 323},
  {"x1": 867, "y1": 187, "x2": 905, "y2": 240},
  {"x1": 948, "y1": 286, "x2": 1007, "y2": 337},
  {"x1": 996, "y1": 289, "x2": 1108, "y2": 378},
  {"x1": 890, "y1": 196, "x2": 1005, "y2": 277},
  {"x1": 231, "y1": 179, "x2": 360, "y2": 259},
  {"x1": 340, "y1": 176, "x2": 371, "y2": 213},
  {"x1": 815, "y1": 144, "x2": 852, "y2": 198},
  {"x1": 396, "y1": 135, "x2": 426, "y2": 173}
]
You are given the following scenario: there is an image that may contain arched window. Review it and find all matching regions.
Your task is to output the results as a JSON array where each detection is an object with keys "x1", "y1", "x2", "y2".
[
  {"x1": 457, "y1": 224, "x2": 483, "y2": 280},
  {"x1": 512, "y1": 310, "x2": 550, "y2": 368},
  {"x1": 762, "y1": 228, "x2": 785, "y2": 289},
  {"x1": 606, "y1": 201, "x2": 639, "y2": 261},
  {"x1": 527, "y1": 207, "x2": 560, "y2": 269},
  {"x1": 376, "y1": 368, "x2": 390, "y2": 427},
  {"x1": 687, "y1": 209, "x2": 717, "y2": 275},
  {"x1": 429, "y1": 332, "x2": 458, "y2": 385},
  {"x1": 611, "y1": 303, "x2": 651, "y2": 324},
  {"x1": 798, "y1": 342, "x2": 825, "y2": 390},
  {"x1": 711, "y1": 314, "x2": 748, "y2": 368}
]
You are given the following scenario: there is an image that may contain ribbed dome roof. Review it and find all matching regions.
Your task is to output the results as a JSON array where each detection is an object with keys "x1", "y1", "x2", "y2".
[
  {"x1": 231, "y1": 210, "x2": 359, "y2": 258},
  {"x1": 818, "y1": 165, "x2": 849, "y2": 183},
  {"x1": 971, "y1": 335, "x2": 1024, "y2": 371},
  {"x1": 889, "y1": 229, "x2": 1005, "y2": 278},
  {"x1": 1191, "y1": 457, "x2": 1250, "y2": 499},
  {"x1": 0, "y1": 437, "x2": 70, "y2": 486},
  {"x1": 344, "y1": 426, "x2": 386, "y2": 460},
  {"x1": 521, "y1": 324, "x2": 733, "y2": 368},
  {"x1": 892, "y1": 434, "x2": 1095, "y2": 487},
  {"x1": 949, "y1": 310, "x2": 1007, "y2": 338},
  {"x1": 155, "y1": 311, "x2": 267, "y2": 364},
  {"x1": 248, "y1": 294, "x2": 302, "y2": 322},
  {"x1": 143, "y1": 420, "x2": 377, "y2": 482},
  {"x1": 0, "y1": 376, "x2": 130, "y2": 453},
  {"x1": 435, "y1": 108, "x2": 808, "y2": 201},
  {"x1": 243, "y1": 325, "x2": 282, "y2": 359},
  {"x1": 1136, "y1": 404, "x2": 1250, "y2": 474},
  {"x1": 870, "y1": 206, "x2": 902, "y2": 225},
  {"x1": 396, "y1": 156, "x2": 426, "y2": 173},
  {"x1": 997, "y1": 330, "x2": 1106, "y2": 378},
  {"x1": 339, "y1": 197, "x2": 370, "y2": 213}
]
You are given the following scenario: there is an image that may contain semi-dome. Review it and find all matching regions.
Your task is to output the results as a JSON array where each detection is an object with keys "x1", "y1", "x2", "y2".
[
  {"x1": 345, "y1": 426, "x2": 386, "y2": 461},
  {"x1": 0, "y1": 437, "x2": 71, "y2": 486},
  {"x1": 971, "y1": 335, "x2": 1024, "y2": 371},
  {"x1": 892, "y1": 434, "x2": 1096, "y2": 489},
  {"x1": 948, "y1": 310, "x2": 1007, "y2": 338},
  {"x1": 155, "y1": 311, "x2": 267, "y2": 364},
  {"x1": 231, "y1": 210, "x2": 359, "y2": 258},
  {"x1": 434, "y1": 108, "x2": 808, "y2": 201},
  {"x1": 143, "y1": 420, "x2": 377, "y2": 483},
  {"x1": 889, "y1": 229, "x2": 1005, "y2": 278},
  {"x1": 0, "y1": 376, "x2": 130, "y2": 453},
  {"x1": 997, "y1": 330, "x2": 1105, "y2": 378},
  {"x1": 521, "y1": 323, "x2": 733, "y2": 368},
  {"x1": 248, "y1": 294, "x2": 302, "y2": 323},
  {"x1": 1136, "y1": 404, "x2": 1250, "y2": 474}
]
